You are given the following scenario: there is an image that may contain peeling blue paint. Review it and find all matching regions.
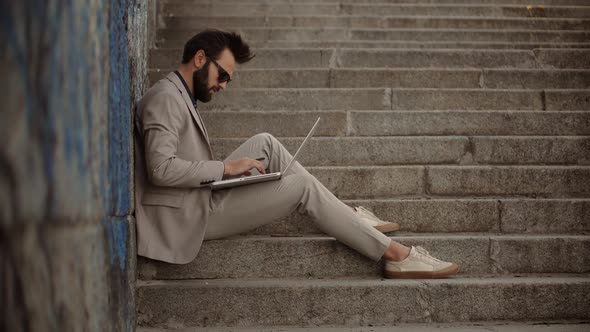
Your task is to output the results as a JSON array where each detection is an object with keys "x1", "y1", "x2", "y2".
[
  {"x1": 105, "y1": 216, "x2": 129, "y2": 270},
  {"x1": 2, "y1": 0, "x2": 151, "y2": 330},
  {"x1": 108, "y1": 0, "x2": 132, "y2": 219}
]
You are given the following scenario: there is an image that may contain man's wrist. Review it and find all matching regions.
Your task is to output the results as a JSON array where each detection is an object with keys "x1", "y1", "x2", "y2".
[{"x1": 222, "y1": 162, "x2": 228, "y2": 178}]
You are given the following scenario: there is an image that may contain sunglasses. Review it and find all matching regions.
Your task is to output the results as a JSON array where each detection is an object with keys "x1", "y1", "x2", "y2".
[{"x1": 207, "y1": 56, "x2": 232, "y2": 84}]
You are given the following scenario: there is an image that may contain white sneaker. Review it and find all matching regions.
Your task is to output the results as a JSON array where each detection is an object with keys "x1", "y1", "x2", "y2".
[
  {"x1": 384, "y1": 246, "x2": 459, "y2": 279},
  {"x1": 353, "y1": 206, "x2": 400, "y2": 233}
]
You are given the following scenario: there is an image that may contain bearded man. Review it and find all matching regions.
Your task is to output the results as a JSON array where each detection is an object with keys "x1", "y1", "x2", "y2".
[{"x1": 134, "y1": 29, "x2": 459, "y2": 279}]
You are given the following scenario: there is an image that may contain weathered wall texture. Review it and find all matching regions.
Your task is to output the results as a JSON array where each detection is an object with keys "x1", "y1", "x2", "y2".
[{"x1": 1, "y1": 0, "x2": 153, "y2": 330}]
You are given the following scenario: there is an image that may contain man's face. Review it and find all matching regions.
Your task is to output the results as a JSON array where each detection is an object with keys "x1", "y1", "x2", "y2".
[{"x1": 192, "y1": 48, "x2": 236, "y2": 103}]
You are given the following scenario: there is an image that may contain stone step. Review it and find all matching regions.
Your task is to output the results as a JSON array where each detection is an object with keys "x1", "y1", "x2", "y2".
[
  {"x1": 159, "y1": 28, "x2": 590, "y2": 44},
  {"x1": 160, "y1": 39, "x2": 590, "y2": 49},
  {"x1": 162, "y1": 3, "x2": 590, "y2": 18},
  {"x1": 136, "y1": 276, "x2": 590, "y2": 327},
  {"x1": 162, "y1": 15, "x2": 590, "y2": 31},
  {"x1": 303, "y1": 165, "x2": 590, "y2": 199},
  {"x1": 138, "y1": 235, "x2": 590, "y2": 279},
  {"x1": 149, "y1": 68, "x2": 590, "y2": 89},
  {"x1": 241, "y1": 198, "x2": 590, "y2": 236},
  {"x1": 138, "y1": 324, "x2": 590, "y2": 332},
  {"x1": 195, "y1": 89, "x2": 590, "y2": 111},
  {"x1": 150, "y1": 48, "x2": 590, "y2": 69},
  {"x1": 212, "y1": 136, "x2": 590, "y2": 166},
  {"x1": 137, "y1": 162, "x2": 589, "y2": 198},
  {"x1": 202, "y1": 110, "x2": 590, "y2": 137},
  {"x1": 170, "y1": 0, "x2": 590, "y2": 5}
]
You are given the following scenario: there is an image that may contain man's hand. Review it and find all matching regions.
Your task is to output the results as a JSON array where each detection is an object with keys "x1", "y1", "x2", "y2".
[{"x1": 223, "y1": 158, "x2": 266, "y2": 178}]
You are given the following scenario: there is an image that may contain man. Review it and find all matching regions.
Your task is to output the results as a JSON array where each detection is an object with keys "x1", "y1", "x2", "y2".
[{"x1": 134, "y1": 29, "x2": 459, "y2": 279}]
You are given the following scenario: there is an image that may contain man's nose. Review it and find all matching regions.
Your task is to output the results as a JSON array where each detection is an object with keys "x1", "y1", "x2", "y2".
[{"x1": 218, "y1": 82, "x2": 227, "y2": 90}]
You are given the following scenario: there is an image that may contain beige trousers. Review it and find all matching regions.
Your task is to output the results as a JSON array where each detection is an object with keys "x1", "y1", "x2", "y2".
[{"x1": 205, "y1": 133, "x2": 392, "y2": 261}]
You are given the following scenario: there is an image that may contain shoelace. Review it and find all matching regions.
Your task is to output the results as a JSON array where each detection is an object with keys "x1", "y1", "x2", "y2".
[{"x1": 414, "y1": 246, "x2": 444, "y2": 264}]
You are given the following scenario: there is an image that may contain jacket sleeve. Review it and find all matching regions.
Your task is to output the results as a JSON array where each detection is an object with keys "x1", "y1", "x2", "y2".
[{"x1": 141, "y1": 92, "x2": 224, "y2": 188}]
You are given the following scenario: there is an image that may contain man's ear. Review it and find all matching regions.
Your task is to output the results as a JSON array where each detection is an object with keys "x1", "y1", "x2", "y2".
[{"x1": 193, "y1": 50, "x2": 206, "y2": 69}]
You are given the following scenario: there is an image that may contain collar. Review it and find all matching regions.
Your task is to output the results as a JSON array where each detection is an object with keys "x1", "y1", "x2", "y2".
[
  {"x1": 165, "y1": 71, "x2": 213, "y2": 150},
  {"x1": 174, "y1": 70, "x2": 197, "y2": 109}
]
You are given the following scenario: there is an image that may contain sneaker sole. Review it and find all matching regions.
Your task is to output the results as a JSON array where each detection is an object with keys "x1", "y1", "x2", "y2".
[
  {"x1": 383, "y1": 263, "x2": 460, "y2": 279},
  {"x1": 374, "y1": 223, "x2": 401, "y2": 233}
]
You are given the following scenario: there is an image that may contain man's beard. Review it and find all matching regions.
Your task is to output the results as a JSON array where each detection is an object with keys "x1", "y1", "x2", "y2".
[{"x1": 192, "y1": 61, "x2": 215, "y2": 103}]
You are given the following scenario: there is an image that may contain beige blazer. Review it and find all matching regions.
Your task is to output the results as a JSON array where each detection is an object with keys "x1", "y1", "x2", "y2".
[{"x1": 134, "y1": 72, "x2": 224, "y2": 264}]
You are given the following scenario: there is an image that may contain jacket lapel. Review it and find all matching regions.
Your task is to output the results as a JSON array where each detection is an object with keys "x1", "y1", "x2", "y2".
[{"x1": 165, "y1": 72, "x2": 214, "y2": 156}]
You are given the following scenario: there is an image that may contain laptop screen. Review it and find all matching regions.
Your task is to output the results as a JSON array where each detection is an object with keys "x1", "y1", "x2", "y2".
[{"x1": 281, "y1": 117, "x2": 321, "y2": 175}]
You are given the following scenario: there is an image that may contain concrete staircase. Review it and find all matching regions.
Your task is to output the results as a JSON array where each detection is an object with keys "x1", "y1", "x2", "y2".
[{"x1": 137, "y1": 0, "x2": 590, "y2": 330}]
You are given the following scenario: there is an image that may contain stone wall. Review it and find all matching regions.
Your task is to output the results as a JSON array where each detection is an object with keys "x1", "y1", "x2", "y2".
[{"x1": 1, "y1": 0, "x2": 154, "y2": 330}]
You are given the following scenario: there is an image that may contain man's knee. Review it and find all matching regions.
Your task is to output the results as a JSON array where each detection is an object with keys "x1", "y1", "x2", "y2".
[
  {"x1": 252, "y1": 132, "x2": 274, "y2": 142},
  {"x1": 252, "y1": 132, "x2": 284, "y2": 150}
]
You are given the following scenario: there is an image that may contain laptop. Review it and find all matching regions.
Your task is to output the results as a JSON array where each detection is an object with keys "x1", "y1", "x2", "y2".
[{"x1": 209, "y1": 117, "x2": 321, "y2": 190}]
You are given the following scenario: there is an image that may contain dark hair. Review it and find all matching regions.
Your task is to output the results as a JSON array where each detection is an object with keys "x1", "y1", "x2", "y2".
[{"x1": 181, "y1": 29, "x2": 255, "y2": 64}]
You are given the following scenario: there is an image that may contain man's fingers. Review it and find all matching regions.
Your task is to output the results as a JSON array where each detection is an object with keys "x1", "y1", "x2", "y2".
[
  {"x1": 255, "y1": 160, "x2": 266, "y2": 174},
  {"x1": 234, "y1": 158, "x2": 266, "y2": 175},
  {"x1": 245, "y1": 159, "x2": 265, "y2": 174}
]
